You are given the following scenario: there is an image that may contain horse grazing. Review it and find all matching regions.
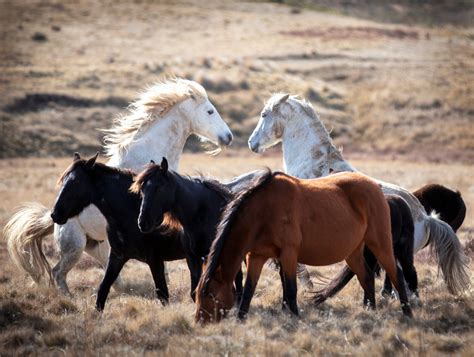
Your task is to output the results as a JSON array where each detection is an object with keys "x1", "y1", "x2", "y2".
[
  {"x1": 247, "y1": 93, "x2": 470, "y2": 295},
  {"x1": 50, "y1": 153, "x2": 187, "y2": 311},
  {"x1": 4, "y1": 78, "x2": 233, "y2": 295},
  {"x1": 195, "y1": 171, "x2": 413, "y2": 323},
  {"x1": 313, "y1": 194, "x2": 418, "y2": 305},
  {"x1": 130, "y1": 158, "x2": 243, "y2": 302},
  {"x1": 413, "y1": 184, "x2": 466, "y2": 233}
]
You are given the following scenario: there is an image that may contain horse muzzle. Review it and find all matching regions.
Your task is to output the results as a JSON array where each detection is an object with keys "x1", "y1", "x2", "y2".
[
  {"x1": 50, "y1": 210, "x2": 67, "y2": 225},
  {"x1": 218, "y1": 132, "x2": 233, "y2": 146}
]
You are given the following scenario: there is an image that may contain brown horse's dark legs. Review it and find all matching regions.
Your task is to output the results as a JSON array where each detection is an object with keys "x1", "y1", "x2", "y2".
[
  {"x1": 382, "y1": 274, "x2": 394, "y2": 297},
  {"x1": 279, "y1": 249, "x2": 299, "y2": 316},
  {"x1": 234, "y1": 268, "x2": 244, "y2": 306},
  {"x1": 282, "y1": 274, "x2": 298, "y2": 316},
  {"x1": 346, "y1": 247, "x2": 376, "y2": 309},
  {"x1": 278, "y1": 263, "x2": 288, "y2": 309},
  {"x1": 374, "y1": 249, "x2": 413, "y2": 318},
  {"x1": 238, "y1": 255, "x2": 266, "y2": 320}
]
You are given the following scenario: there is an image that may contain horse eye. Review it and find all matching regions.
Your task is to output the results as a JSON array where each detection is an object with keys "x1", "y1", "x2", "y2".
[
  {"x1": 261, "y1": 113, "x2": 267, "y2": 118},
  {"x1": 207, "y1": 109, "x2": 214, "y2": 115}
]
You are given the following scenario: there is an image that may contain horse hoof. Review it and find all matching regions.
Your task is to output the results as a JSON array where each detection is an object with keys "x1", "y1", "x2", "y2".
[
  {"x1": 401, "y1": 303, "x2": 413, "y2": 319},
  {"x1": 380, "y1": 289, "x2": 393, "y2": 298}
]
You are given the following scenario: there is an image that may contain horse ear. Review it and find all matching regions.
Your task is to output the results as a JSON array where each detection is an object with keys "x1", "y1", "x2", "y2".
[
  {"x1": 160, "y1": 157, "x2": 168, "y2": 173},
  {"x1": 73, "y1": 152, "x2": 81, "y2": 161},
  {"x1": 150, "y1": 159, "x2": 155, "y2": 165},
  {"x1": 278, "y1": 93, "x2": 290, "y2": 104},
  {"x1": 86, "y1": 152, "x2": 99, "y2": 168}
]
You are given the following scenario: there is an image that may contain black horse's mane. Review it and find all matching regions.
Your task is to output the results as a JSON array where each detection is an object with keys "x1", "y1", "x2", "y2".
[
  {"x1": 199, "y1": 169, "x2": 279, "y2": 294},
  {"x1": 58, "y1": 159, "x2": 134, "y2": 186},
  {"x1": 131, "y1": 163, "x2": 232, "y2": 201}
]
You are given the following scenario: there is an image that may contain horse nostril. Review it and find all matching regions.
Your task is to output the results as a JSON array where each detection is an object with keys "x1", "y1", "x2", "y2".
[
  {"x1": 226, "y1": 132, "x2": 233, "y2": 145},
  {"x1": 249, "y1": 140, "x2": 259, "y2": 153},
  {"x1": 218, "y1": 133, "x2": 233, "y2": 146}
]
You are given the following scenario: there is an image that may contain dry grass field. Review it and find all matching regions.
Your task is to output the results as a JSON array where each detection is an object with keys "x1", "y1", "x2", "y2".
[
  {"x1": 0, "y1": 152, "x2": 473, "y2": 355},
  {"x1": 1, "y1": 0, "x2": 473, "y2": 355}
]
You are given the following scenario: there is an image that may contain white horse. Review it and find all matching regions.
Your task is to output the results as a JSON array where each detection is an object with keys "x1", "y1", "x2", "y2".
[
  {"x1": 4, "y1": 78, "x2": 233, "y2": 294},
  {"x1": 248, "y1": 93, "x2": 470, "y2": 295}
]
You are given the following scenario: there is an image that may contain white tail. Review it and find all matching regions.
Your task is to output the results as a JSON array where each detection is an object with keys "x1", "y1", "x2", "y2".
[
  {"x1": 3, "y1": 202, "x2": 54, "y2": 285},
  {"x1": 426, "y1": 213, "x2": 470, "y2": 294}
]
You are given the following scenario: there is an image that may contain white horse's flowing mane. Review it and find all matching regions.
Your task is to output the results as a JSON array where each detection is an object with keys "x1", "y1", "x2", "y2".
[{"x1": 103, "y1": 78, "x2": 207, "y2": 157}]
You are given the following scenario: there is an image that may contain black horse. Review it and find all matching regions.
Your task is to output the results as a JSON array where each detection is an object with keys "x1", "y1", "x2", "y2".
[
  {"x1": 131, "y1": 157, "x2": 243, "y2": 302},
  {"x1": 50, "y1": 153, "x2": 186, "y2": 311},
  {"x1": 313, "y1": 194, "x2": 418, "y2": 305}
]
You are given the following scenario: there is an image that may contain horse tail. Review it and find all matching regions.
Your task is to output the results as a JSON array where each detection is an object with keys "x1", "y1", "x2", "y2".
[
  {"x1": 425, "y1": 213, "x2": 470, "y2": 295},
  {"x1": 312, "y1": 265, "x2": 355, "y2": 305},
  {"x1": 3, "y1": 202, "x2": 54, "y2": 286},
  {"x1": 449, "y1": 192, "x2": 466, "y2": 233}
]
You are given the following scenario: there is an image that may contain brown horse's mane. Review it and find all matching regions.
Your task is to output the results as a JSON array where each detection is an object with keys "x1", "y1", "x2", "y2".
[
  {"x1": 57, "y1": 158, "x2": 134, "y2": 187},
  {"x1": 200, "y1": 169, "x2": 280, "y2": 294}
]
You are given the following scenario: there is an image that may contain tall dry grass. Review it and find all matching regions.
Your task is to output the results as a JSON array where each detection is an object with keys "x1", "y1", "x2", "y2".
[{"x1": 0, "y1": 152, "x2": 472, "y2": 355}]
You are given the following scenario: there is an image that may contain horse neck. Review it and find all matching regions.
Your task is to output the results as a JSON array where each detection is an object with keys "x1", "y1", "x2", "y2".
[
  {"x1": 281, "y1": 111, "x2": 356, "y2": 178},
  {"x1": 169, "y1": 174, "x2": 208, "y2": 227},
  {"x1": 90, "y1": 169, "x2": 136, "y2": 221},
  {"x1": 106, "y1": 108, "x2": 191, "y2": 172}
]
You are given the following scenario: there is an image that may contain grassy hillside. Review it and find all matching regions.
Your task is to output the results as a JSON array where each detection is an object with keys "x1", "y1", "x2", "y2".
[{"x1": 1, "y1": 0, "x2": 473, "y2": 162}]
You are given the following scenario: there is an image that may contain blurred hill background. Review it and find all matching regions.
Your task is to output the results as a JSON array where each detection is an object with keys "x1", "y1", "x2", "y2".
[{"x1": 1, "y1": 0, "x2": 473, "y2": 162}]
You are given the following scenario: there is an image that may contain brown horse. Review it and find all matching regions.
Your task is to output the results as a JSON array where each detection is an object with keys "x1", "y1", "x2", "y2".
[{"x1": 195, "y1": 171, "x2": 413, "y2": 323}]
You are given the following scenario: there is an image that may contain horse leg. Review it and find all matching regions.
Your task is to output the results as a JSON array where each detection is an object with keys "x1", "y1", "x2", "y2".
[
  {"x1": 234, "y1": 267, "x2": 244, "y2": 306},
  {"x1": 345, "y1": 244, "x2": 376, "y2": 309},
  {"x1": 238, "y1": 255, "x2": 266, "y2": 320},
  {"x1": 397, "y1": 251, "x2": 419, "y2": 298},
  {"x1": 381, "y1": 273, "x2": 394, "y2": 297},
  {"x1": 278, "y1": 263, "x2": 288, "y2": 310},
  {"x1": 84, "y1": 238, "x2": 126, "y2": 292},
  {"x1": 186, "y1": 256, "x2": 201, "y2": 302},
  {"x1": 368, "y1": 243, "x2": 413, "y2": 318},
  {"x1": 279, "y1": 250, "x2": 299, "y2": 316},
  {"x1": 149, "y1": 259, "x2": 169, "y2": 305},
  {"x1": 96, "y1": 254, "x2": 126, "y2": 311},
  {"x1": 52, "y1": 219, "x2": 86, "y2": 295}
]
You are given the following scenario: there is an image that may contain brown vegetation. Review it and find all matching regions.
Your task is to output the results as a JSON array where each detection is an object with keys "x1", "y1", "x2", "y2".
[
  {"x1": 0, "y1": 0, "x2": 473, "y2": 355},
  {"x1": 0, "y1": 0, "x2": 473, "y2": 161},
  {"x1": 0, "y1": 153, "x2": 472, "y2": 355}
]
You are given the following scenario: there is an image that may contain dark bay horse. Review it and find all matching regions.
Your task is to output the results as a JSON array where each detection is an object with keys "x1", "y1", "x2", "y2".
[
  {"x1": 313, "y1": 194, "x2": 418, "y2": 305},
  {"x1": 413, "y1": 184, "x2": 466, "y2": 233},
  {"x1": 130, "y1": 158, "x2": 243, "y2": 302},
  {"x1": 195, "y1": 170, "x2": 413, "y2": 323},
  {"x1": 50, "y1": 153, "x2": 186, "y2": 311}
]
